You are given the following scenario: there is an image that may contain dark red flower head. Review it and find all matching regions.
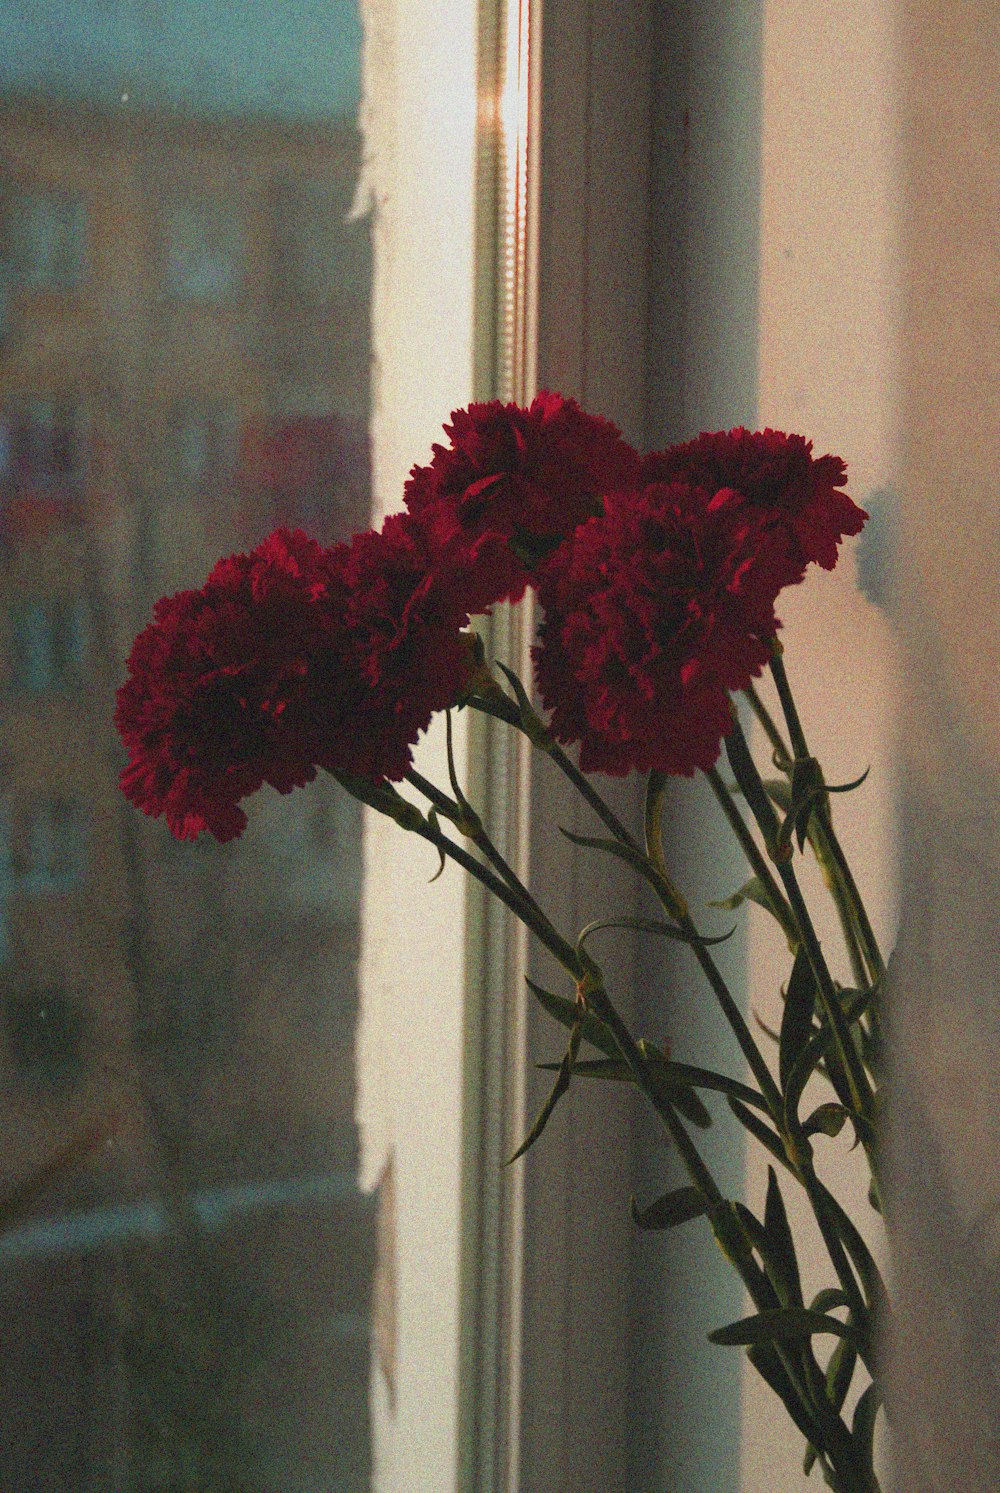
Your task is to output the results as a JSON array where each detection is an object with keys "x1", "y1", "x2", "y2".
[
  {"x1": 115, "y1": 529, "x2": 336, "y2": 842},
  {"x1": 404, "y1": 391, "x2": 641, "y2": 615},
  {"x1": 116, "y1": 519, "x2": 472, "y2": 842},
  {"x1": 642, "y1": 427, "x2": 866, "y2": 579},
  {"x1": 533, "y1": 482, "x2": 782, "y2": 777},
  {"x1": 319, "y1": 510, "x2": 472, "y2": 782}
]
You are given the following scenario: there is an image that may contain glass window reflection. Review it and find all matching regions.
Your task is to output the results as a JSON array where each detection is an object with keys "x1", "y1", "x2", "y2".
[{"x1": 0, "y1": 3, "x2": 375, "y2": 1488}]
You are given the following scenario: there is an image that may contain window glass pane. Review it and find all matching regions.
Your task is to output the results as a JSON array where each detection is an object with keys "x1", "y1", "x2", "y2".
[{"x1": 0, "y1": 4, "x2": 376, "y2": 1489}]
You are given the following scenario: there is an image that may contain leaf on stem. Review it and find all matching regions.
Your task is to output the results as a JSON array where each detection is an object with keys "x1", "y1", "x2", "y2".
[
  {"x1": 708, "y1": 1307, "x2": 854, "y2": 1348},
  {"x1": 637, "y1": 1041, "x2": 713, "y2": 1128},
  {"x1": 826, "y1": 1332, "x2": 858, "y2": 1416},
  {"x1": 727, "y1": 1096, "x2": 790, "y2": 1169},
  {"x1": 577, "y1": 914, "x2": 734, "y2": 953},
  {"x1": 536, "y1": 1048, "x2": 713, "y2": 1129},
  {"x1": 809, "y1": 1288, "x2": 849, "y2": 1315},
  {"x1": 779, "y1": 946, "x2": 818, "y2": 1090},
  {"x1": 852, "y1": 1382, "x2": 881, "y2": 1474},
  {"x1": 709, "y1": 875, "x2": 771, "y2": 913},
  {"x1": 803, "y1": 1102, "x2": 850, "y2": 1139},
  {"x1": 526, "y1": 978, "x2": 620, "y2": 1060},
  {"x1": 665, "y1": 1060, "x2": 771, "y2": 1114},
  {"x1": 426, "y1": 808, "x2": 447, "y2": 882},
  {"x1": 507, "y1": 1018, "x2": 582, "y2": 1164},
  {"x1": 536, "y1": 1057, "x2": 631, "y2": 1080},
  {"x1": 559, "y1": 825, "x2": 656, "y2": 877},
  {"x1": 747, "y1": 1343, "x2": 824, "y2": 1448},
  {"x1": 778, "y1": 760, "x2": 872, "y2": 855},
  {"x1": 763, "y1": 777, "x2": 793, "y2": 813},
  {"x1": 494, "y1": 660, "x2": 550, "y2": 747},
  {"x1": 631, "y1": 1185, "x2": 708, "y2": 1230},
  {"x1": 783, "y1": 1022, "x2": 835, "y2": 1136},
  {"x1": 763, "y1": 1166, "x2": 804, "y2": 1306}
]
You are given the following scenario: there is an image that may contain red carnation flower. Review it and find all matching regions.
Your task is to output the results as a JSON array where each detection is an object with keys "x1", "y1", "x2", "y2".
[
  {"x1": 404, "y1": 390, "x2": 641, "y2": 615},
  {"x1": 318, "y1": 510, "x2": 472, "y2": 782},
  {"x1": 116, "y1": 529, "x2": 337, "y2": 842},
  {"x1": 642, "y1": 427, "x2": 866, "y2": 578},
  {"x1": 116, "y1": 518, "x2": 472, "y2": 842},
  {"x1": 533, "y1": 482, "x2": 782, "y2": 777}
]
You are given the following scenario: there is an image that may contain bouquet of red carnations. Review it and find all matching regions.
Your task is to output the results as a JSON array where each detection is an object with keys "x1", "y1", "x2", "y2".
[{"x1": 116, "y1": 393, "x2": 886, "y2": 1492}]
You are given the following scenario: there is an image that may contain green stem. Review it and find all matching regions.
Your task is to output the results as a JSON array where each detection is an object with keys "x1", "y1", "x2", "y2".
[
  {"x1": 705, "y1": 765, "x2": 799, "y2": 949},
  {"x1": 645, "y1": 773, "x2": 785, "y2": 1120},
  {"x1": 336, "y1": 772, "x2": 580, "y2": 980},
  {"x1": 812, "y1": 815, "x2": 886, "y2": 986},
  {"x1": 744, "y1": 684, "x2": 871, "y2": 990},
  {"x1": 466, "y1": 690, "x2": 643, "y2": 853},
  {"x1": 744, "y1": 680, "x2": 793, "y2": 770},
  {"x1": 404, "y1": 766, "x2": 542, "y2": 915},
  {"x1": 768, "y1": 649, "x2": 885, "y2": 988},
  {"x1": 768, "y1": 643, "x2": 810, "y2": 761},
  {"x1": 723, "y1": 725, "x2": 875, "y2": 1129}
]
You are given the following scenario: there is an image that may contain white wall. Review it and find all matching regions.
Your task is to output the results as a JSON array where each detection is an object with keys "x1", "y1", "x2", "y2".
[
  {"x1": 742, "y1": 2, "x2": 900, "y2": 1489},
  {"x1": 354, "y1": 2, "x2": 480, "y2": 1488}
]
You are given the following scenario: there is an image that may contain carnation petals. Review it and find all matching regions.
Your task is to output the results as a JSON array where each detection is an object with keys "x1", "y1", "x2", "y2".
[
  {"x1": 533, "y1": 483, "x2": 779, "y2": 777},
  {"x1": 116, "y1": 405, "x2": 863, "y2": 839},
  {"x1": 643, "y1": 427, "x2": 867, "y2": 577},
  {"x1": 403, "y1": 391, "x2": 641, "y2": 616},
  {"x1": 115, "y1": 520, "x2": 471, "y2": 841}
]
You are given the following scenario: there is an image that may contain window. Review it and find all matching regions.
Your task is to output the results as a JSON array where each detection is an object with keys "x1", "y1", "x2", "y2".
[
  {"x1": 163, "y1": 196, "x2": 244, "y2": 303},
  {"x1": 10, "y1": 190, "x2": 86, "y2": 292},
  {"x1": 8, "y1": 596, "x2": 87, "y2": 693},
  {"x1": 2, "y1": 983, "x2": 88, "y2": 1089}
]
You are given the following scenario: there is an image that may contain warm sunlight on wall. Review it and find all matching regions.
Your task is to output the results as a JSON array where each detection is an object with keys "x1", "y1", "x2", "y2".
[
  {"x1": 354, "y1": 1, "x2": 480, "y2": 1488},
  {"x1": 743, "y1": 3, "x2": 900, "y2": 1489}
]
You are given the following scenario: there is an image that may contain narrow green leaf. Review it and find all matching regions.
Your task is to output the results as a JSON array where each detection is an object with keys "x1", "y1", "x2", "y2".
[
  {"x1": 826, "y1": 766, "x2": 871, "y2": 796},
  {"x1": 537, "y1": 1057, "x2": 631, "y2": 1080},
  {"x1": 426, "y1": 808, "x2": 447, "y2": 882},
  {"x1": 577, "y1": 914, "x2": 735, "y2": 950},
  {"x1": 631, "y1": 1185, "x2": 707, "y2": 1231},
  {"x1": 852, "y1": 1382, "x2": 881, "y2": 1473},
  {"x1": 638, "y1": 1042, "x2": 713, "y2": 1128},
  {"x1": 526, "y1": 978, "x2": 620, "y2": 1060},
  {"x1": 558, "y1": 825, "x2": 650, "y2": 877},
  {"x1": 762, "y1": 777, "x2": 793, "y2": 812},
  {"x1": 747, "y1": 1344, "x2": 823, "y2": 1448},
  {"x1": 784, "y1": 1021, "x2": 833, "y2": 1133},
  {"x1": 763, "y1": 1166, "x2": 803, "y2": 1306},
  {"x1": 494, "y1": 659, "x2": 535, "y2": 721},
  {"x1": 709, "y1": 1201, "x2": 781, "y2": 1307},
  {"x1": 815, "y1": 1184, "x2": 888, "y2": 1322},
  {"x1": 709, "y1": 875, "x2": 769, "y2": 912},
  {"x1": 665, "y1": 1060, "x2": 770, "y2": 1114},
  {"x1": 809, "y1": 1288, "x2": 849, "y2": 1315},
  {"x1": 727, "y1": 1096, "x2": 789, "y2": 1169},
  {"x1": 780, "y1": 946, "x2": 817, "y2": 1091},
  {"x1": 804, "y1": 1102, "x2": 850, "y2": 1138},
  {"x1": 825, "y1": 1333, "x2": 858, "y2": 1416},
  {"x1": 725, "y1": 727, "x2": 783, "y2": 853},
  {"x1": 507, "y1": 1020, "x2": 582, "y2": 1163},
  {"x1": 538, "y1": 1047, "x2": 714, "y2": 1129},
  {"x1": 782, "y1": 755, "x2": 823, "y2": 852},
  {"x1": 708, "y1": 1307, "x2": 853, "y2": 1348}
]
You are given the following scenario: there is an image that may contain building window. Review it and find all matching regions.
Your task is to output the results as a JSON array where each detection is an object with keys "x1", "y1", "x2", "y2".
[
  {"x1": 4, "y1": 397, "x2": 85, "y2": 492},
  {"x1": 8, "y1": 596, "x2": 87, "y2": 693},
  {"x1": 164, "y1": 196, "x2": 244, "y2": 302},
  {"x1": 3, "y1": 984, "x2": 88, "y2": 1090},
  {"x1": 168, "y1": 402, "x2": 239, "y2": 495},
  {"x1": 0, "y1": 794, "x2": 87, "y2": 894},
  {"x1": 9, "y1": 190, "x2": 86, "y2": 292}
]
